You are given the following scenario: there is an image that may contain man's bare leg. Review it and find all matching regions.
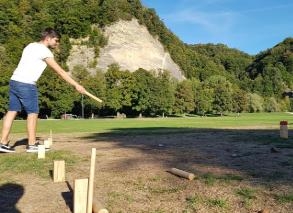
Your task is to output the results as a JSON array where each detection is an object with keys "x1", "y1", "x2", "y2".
[
  {"x1": 1, "y1": 111, "x2": 18, "y2": 144},
  {"x1": 27, "y1": 113, "x2": 38, "y2": 145}
]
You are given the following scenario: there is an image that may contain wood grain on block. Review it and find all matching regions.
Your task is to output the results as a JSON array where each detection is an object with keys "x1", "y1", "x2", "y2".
[
  {"x1": 53, "y1": 160, "x2": 65, "y2": 182},
  {"x1": 74, "y1": 178, "x2": 88, "y2": 213},
  {"x1": 169, "y1": 168, "x2": 195, "y2": 180}
]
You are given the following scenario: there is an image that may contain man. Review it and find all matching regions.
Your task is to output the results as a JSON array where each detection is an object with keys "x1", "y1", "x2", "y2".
[{"x1": 0, "y1": 28, "x2": 86, "y2": 153}]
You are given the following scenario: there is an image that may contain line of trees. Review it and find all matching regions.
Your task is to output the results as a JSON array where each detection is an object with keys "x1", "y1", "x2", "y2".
[{"x1": 1, "y1": 63, "x2": 285, "y2": 119}]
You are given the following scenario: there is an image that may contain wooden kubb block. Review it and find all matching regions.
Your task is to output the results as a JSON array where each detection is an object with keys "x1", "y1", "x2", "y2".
[
  {"x1": 280, "y1": 125, "x2": 288, "y2": 139},
  {"x1": 38, "y1": 145, "x2": 45, "y2": 159},
  {"x1": 53, "y1": 160, "x2": 65, "y2": 182},
  {"x1": 44, "y1": 137, "x2": 53, "y2": 148},
  {"x1": 44, "y1": 139, "x2": 50, "y2": 149},
  {"x1": 74, "y1": 178, "x2": 89, "y2": 213}
]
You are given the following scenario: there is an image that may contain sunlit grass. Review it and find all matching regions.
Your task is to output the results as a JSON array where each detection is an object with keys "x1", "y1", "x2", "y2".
[
  {"x1": 0, "y1": 150, "x2": 80, "y2": 178},
  {"x1": 236, "y1": 187, "x2": 257, "y2": 207},
  {"x1": 275, "y1": 193, "x2": 293, "y2": 203},
  {"x1": 2, "y1": 112, "x2": 292, "y2": 134},
  {"x1": 201, "y1": 173, "x2": 244, "y2": 186},
  {"x1": 185, "y1": 194, "x2": 229, "y2": 211}
]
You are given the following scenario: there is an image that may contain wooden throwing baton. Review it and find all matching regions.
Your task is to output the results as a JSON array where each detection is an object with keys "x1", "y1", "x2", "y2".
[{"x1": 84, "y1": 91, "x2": 103, "y2": 103}]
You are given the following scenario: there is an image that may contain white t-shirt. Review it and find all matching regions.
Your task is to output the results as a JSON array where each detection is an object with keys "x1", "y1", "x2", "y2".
[{"x1": 11, "y1": 42, "x2": 54, "y2": 84}]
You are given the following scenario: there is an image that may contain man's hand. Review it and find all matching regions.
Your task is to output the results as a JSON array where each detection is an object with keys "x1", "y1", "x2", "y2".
[{"x1": 75, "y1": 84, "x2": 86, "y2": 94}]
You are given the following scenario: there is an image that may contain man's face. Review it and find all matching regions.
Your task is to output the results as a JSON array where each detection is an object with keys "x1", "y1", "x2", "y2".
[{"x1": 47, "y1": 37, "x2": 60, "y2": 49}]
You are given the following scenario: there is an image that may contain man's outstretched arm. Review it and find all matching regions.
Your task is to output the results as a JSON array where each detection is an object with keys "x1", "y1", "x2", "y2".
[{"x1": 44, "y1": 57, "x2": 86, "y2": 94}]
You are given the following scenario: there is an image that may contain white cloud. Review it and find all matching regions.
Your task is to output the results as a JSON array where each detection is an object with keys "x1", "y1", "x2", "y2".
[{"x1": 164, "y1": 8, "x2": 236, "y2": 34}]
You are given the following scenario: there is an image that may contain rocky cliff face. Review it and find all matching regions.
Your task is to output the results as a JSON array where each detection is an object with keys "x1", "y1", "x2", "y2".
[{"x1": 67, "y1": 19, "x2": 184, "y2": 80}]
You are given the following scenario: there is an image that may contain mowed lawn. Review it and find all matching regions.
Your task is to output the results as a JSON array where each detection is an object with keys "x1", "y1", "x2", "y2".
[{"x1": 4, "y1": 112, "x2": 293, "y2": 134}]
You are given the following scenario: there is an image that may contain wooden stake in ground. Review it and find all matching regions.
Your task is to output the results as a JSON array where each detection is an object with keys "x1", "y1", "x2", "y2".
[
  {"x1": 84, "y1": 91, "x2": 103, "y2": 103},
  {"x1": 48, "y1": 129, "x2": 53, "y2": 145},
  {"x1": 74, "y1": 178, "x2": 89, "y2": 213},
  {"x1": 53, "y1": 160, "x2": 65, "y2": 182},
  {"x1": 87, "y1": 148, "x2": 96, "y2": 213},
  {"x1": 169, "y1": 168, "x2": 195, "y2": 180}
]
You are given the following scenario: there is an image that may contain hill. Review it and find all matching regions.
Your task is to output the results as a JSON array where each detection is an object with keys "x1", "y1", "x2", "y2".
[
  {"x1": 246, "y1": 38, "x2": 293, "y2": 96},
  {"x1": 0, "y1": 0, "x2": 292, "y2": 117}
]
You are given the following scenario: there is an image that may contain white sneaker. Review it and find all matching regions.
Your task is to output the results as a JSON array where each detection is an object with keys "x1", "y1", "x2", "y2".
[
  {"x1": 0, "y1": 143, "x2": 16, "y2": 153},
  {"x1": 26, "y1": 144, "x2": 39, "y2": 153},
  {"x1": 26, "y1": 142, "x2": 50, "y2": 153}
]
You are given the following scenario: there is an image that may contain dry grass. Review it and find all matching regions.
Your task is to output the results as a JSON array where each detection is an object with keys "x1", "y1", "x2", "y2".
[{"x1": 0, "y1": 128, "x2": 292, "y2": 213}]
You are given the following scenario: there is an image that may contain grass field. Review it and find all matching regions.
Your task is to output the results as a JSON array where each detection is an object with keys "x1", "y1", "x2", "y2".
[
  {"x1": 5, "y1": 112, "x2": 293, "y2": 134},
  {"x1": 0, "y1": 112, "x2": 292, "y2": 213}
]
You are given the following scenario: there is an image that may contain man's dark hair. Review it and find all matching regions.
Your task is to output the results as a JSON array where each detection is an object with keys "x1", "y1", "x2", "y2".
[{"x1": 40, "y1": 28, "x2": 61, "y2": 40}]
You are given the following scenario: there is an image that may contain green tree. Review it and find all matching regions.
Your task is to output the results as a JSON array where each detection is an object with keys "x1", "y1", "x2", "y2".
[
  {"x1": 105, "y1": 64, "x2": 136, "y2": 114},
  {"x1": 132, "y1": 68, "x2": 155, "y2": 116},
  {"x1": 196, "y1": 87, "x2": 214, "y2": 116},
  {"x1": 38, "y1": 69, "x2": 76, "y2": 118},
  {"x1": 173, "y1": 79, "x2": 195, "y2": 115},
  {"x1": 263, "y1": 97, "x2": 279, "y2": 112},
  {"x1": 71, "y1": 65, "x2": 91, "y2": 84},
  {"x1": 205, "y1": 75, "x2": 233, "y2": 115},
  {"x1": 0, "y1": 46, "x2": 12, "y2": 116},
  {"x1": 55, "y1": 35, "x2": 72, "y2": 63},
  {"x1": 149, "y1": 71, "x2": 175, "y2": 116},
  {"x1": 279, "y1": 96, "x2": 291, "y2": 112},
  {"x1": 232, "y1": 88, "x2": 248, "y2": 113},
  {"x1": 81, "y1": 69, "x2": 106, "y2": 117},
  {"x1": 247, "y1": 93, "x2": 264, "y2": 112}
]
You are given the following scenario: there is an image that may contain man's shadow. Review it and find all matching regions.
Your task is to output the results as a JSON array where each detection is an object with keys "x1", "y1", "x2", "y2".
[
  {"x1": 0, "y1": 183, "x2": 24, "y2": 213},
  {"x1": 11, "y1": 137, "x2": 42, "y2": 149},
  {"x1": 11, "y1": 138, "x2": 27, "y2": 149}
]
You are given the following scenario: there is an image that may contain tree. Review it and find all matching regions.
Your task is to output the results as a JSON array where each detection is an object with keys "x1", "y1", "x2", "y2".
[
  {"x1": 71, "y1": 65, "x2": 91, "y2": 83},
  {"x1": 263, "y1": 97, "x2": 279, "y2": 112},
  {"x1": 173, "y1": 79, "x2": 195, "y2": 115},
  {"x1": 38, "y1": 69, "x2": 76, "y2": 118},
  {"x1": 55, "y1": 35, "x2": 72, "y2": 63},
  {"x1": 0, "y1": 46, "x2": 12, "y2": 116},
  {"x1": 279, "y1": 96, "x2": 291, "y2": 112},
  {"x1": 232, "y1": 88, "x2": 248, "y2": 113},
  {"x1": 105, "y1": 64, "x2": 136, "y2": 114},
  {"x1": 204, "y1": 75, "x2": 233, "y2": 115},
  {"x1": 196, "y1": 87, "x2": 214, "y2": 116},
  {"x1": 247, "y1": 93, "x2": 264, "y2": 112},
  {"x1": 132, "y1": 68, "x2": 155, "y2": 116},
  {"x1": 149, "y1": 71, "x2": 175, "y2": 116},
  {"x1": 81, "y1": 69, "x2": 106, "y2": 117}
]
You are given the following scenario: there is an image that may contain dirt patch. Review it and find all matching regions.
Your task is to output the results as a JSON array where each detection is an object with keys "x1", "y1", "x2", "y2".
[{"x1": 0, "y1": 129, "x2": 292, "y2": 213}]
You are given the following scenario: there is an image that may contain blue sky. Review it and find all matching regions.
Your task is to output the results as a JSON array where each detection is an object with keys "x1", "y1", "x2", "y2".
[{"x1": 141, "y1": 0, "x2": 293, "y2": 55}]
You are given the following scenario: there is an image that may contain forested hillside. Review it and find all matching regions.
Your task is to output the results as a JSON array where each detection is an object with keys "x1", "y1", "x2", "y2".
[
  {"x1": 0, "y1": 0, "x2": 292, "y2": 118},
  {"x1": 246, "y1": 38, "x2": 293, "y2": 96}
]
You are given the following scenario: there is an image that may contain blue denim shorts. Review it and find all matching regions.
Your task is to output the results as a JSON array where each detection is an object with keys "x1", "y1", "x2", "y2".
[{"x1": 9, "y1": 80, "x2": 39, "y2": 114}]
